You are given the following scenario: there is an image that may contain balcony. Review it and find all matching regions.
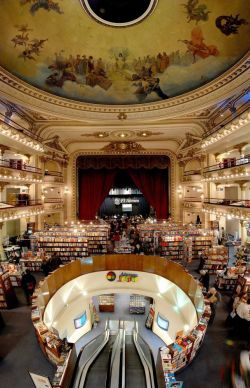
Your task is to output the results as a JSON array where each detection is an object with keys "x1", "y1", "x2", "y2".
[
  {"x1": 0, "y1": 158, "x2": 42, "y2": 183},
  {"x1": 0, "y1": 200, "x2": 44, "y2": 221},
  {"x1": 44, "y1": 198, "x2": 64, "y2": 212},
  {"x1": 203, "y1": 202, "x2": 250, "y2": 221},
  {"x1": 204, "y1": 198, "x2": 250, "y2": 208},
  {"x1": 203, "y1": 156, "x2": 250, "y2": 174},
  {"x1": 44, "y1": 170, "x2": 64, "y2": 183}
]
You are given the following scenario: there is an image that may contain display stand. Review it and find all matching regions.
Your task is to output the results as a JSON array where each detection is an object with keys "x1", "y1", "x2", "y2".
[
  {"x1": 145, "y1": 303, "x2": 155, "y2": 328},
  {"x1": 129, "y1": 294, "x2": 145, "y2": 314},
  {"x1": 98, "y1": 294, "x2": 115, "y2": 312}
]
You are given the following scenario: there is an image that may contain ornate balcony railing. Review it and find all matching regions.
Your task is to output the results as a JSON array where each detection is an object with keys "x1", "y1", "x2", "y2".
[
  {"x1": 204, "y1": 198, "x2": 250, "y2": 208},
  {"x1": 203, "y1": 156, "x2": 250, "y2": 173},
  {"x1": 0, "y1": 158, "x2": 42, "y2": 174}
]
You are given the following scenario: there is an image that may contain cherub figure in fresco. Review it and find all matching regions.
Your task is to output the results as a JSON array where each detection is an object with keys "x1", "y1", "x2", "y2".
[
  {"x1": 215, "y1": 14, "x2": 248, "y2": 36},
  {"x1": 11, "y1": 25, "x2": 48, "y2": 60},
  {"x1": 182, "y1": 0, "x2": 210, "y2": 24},
  {"x1": 20, "y1": 0, "x2": 63, "y2": 15},
  {"x1": 179, "y1": 26, "x2": 219, "y2": 63}
]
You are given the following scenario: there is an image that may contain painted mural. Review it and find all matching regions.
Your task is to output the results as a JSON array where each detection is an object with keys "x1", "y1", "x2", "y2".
[{"x1": 0, "y1": 0, "x2": 249, "y2": 105}]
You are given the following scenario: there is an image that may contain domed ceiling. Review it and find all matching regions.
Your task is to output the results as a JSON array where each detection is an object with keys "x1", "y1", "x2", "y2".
[{"x1": 0, "y1": 0, "x2": 249, "y2": 106}]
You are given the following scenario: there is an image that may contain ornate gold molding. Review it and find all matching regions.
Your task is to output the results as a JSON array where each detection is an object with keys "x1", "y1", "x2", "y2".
[
  {"x1": 0, "y1": 53, "x2": 249, "y2": 120},
  {"x1": 70, "y1": 149, "x2": 177, "y2": 220},
  {"x1": 102, "y1": 141, "x2": 145, "y2": 153}
]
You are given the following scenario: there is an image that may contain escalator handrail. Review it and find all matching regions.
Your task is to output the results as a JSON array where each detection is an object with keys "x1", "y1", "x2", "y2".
[
  {"x1": 133, "y1": 330, "x2": 153, "y2": 388},
  {"x1": 121, "y1": 327, "x2": 126, "y2": 388},
  {"x1": 136, "y1": 332, "x2": 157, "y2": 388},
  {"x1": 73, "y1": 329, "x2": 110, "y2": 388},
  {"x1": 109, "y1": 327, "x2": 124, "y2": 388}
]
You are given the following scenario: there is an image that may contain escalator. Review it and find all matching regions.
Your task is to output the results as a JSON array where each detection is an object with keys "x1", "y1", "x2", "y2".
[
  {"x1": 125, "y1": 335, "x2": 147, "y2": 388},
  {"x1": 71, "y1": 320, "x2": 157, "y2": 388},
  {"x1": 83, "y1": 335, "x2": 115, "y2": 388}
]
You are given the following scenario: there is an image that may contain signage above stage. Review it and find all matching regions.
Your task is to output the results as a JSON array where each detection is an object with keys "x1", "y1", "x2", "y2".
[{"x1": 114, "y1": 198, "x2": 140, "y2": 205}]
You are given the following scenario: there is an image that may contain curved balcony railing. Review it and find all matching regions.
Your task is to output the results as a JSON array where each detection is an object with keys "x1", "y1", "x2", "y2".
[
  {"x1": 0, "y1": 112, "x2": 43, "y2": 142},
  {"x1": 0, "y1": 158, "x2": 42, "y2": 174},
  {"x1": 0, "y1": 199, "x2": 43, "y2": 208},
  {"x1": 204, "y1": 198, "x2": 250, "y2": 208},
  {"x1": 203, "y1": 156, "x2": 250, "y2": 173}
]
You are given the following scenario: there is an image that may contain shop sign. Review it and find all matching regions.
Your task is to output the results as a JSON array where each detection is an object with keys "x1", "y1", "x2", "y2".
[
  {"x1": 118, "y1": 272, "x2": 138, "y2": 282},
  {"x1": 106, "y1": 271, "x2": 116, "y2": 281}
]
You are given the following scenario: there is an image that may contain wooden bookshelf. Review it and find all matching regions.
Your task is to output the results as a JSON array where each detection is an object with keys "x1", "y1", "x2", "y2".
[{"x1": 0, "y1": 270, "x2": 18, "y2": 308}]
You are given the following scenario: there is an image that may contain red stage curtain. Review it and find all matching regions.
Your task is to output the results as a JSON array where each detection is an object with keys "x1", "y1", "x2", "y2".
[
  {"x1": 79, "y1": 169, "x2": 116, "y2": 220},
  {"x1": 128, "y1": 168, "x2": 168, "y2": 219}
]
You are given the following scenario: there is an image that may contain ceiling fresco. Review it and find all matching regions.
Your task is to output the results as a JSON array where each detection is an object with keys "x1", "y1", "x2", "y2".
[{"x1": 0, "y1": 0, "x2": 249, "y2": 106}]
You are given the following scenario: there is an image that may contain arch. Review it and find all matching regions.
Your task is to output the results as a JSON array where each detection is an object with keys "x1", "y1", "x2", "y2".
[{"x1": 69, "y1": 149, "x2": 177, "y2": 220}]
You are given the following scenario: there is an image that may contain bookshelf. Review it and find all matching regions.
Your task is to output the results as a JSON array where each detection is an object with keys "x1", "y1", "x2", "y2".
[
  {"x1": 0, "y1": 270, "x2": 18, "y2": 308},
  {"x1": 35, "y1": 223, "x2": 109, "y2": 262},
  {"x1": 203, "y1": 245, "x2": 228, "y2": 273},
  {"x1": 138, "y1": 222, "x2": 215, "y2": 261},
  {"x1": 0, "y1": 263, "x2": 22, "y2": 287},
  {"x1": 32, "y1": 294, "x2": 68, "y2": 366},
  {"x1": 216, "y1": 266, "x2": 246, "y2": 290},
  {"x1": 234, "y1": 274, "x2": 250, "y2": 298},
  {"x1": 145, "y1": 303, "x2": 155, "y2": 328},
  {"x1": 160, "y1": 304, "x2": 211, "y2": 374},
  {"x1": 98, "y1": 294, "x2": 115, "y2": 312},
  {"x1": 159, "y1": 235, "x2": 184, "y2": 260}
]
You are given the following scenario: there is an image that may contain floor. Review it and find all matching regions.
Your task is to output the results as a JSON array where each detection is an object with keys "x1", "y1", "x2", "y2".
[{"x1": 0, "y1": 262, "x2": 249, "y2": 388}]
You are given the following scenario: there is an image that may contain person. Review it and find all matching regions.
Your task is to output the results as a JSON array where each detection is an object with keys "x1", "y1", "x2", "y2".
[
  {"x1": 234, "y1": 296, "x2": 250, "y2": 337},
  {"x1": 226, "y1": 292, "x2": 248, "y2": 326},
  {"x1": 206, "y1": 287, "x2": 219, "y2": 324},
  {"x1": 199, "y1": 269, "x2": 210, "y2": 292},
  {"x1": 197, "y1": 251, "x2": 206, "y2": 272},
  {"x1": 134, "y1": 243, "x2": 142, "y2": 255},
  {"x1": 41, "y1": 257, "x2": 49, "y2": 277},
  {"x1": 21, "y1": 269, "x2": 36, "y2": 305}
]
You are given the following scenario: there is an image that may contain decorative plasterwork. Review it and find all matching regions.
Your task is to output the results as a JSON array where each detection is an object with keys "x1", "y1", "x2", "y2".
[
  {"x1": 0, "y1": 123, "x2": 44, "y2": 152},
  {"x1": 201, "y1": 110, "x2": 250, "y2": 149},
  {"x1": 43, "y1": 135, "x2": 68, "y2": 154},
  {"x1": 81, "y1": 129, "x2": 163, "y2": 140},
  {"x1": 70, "y1": 149, "x2": 177, "y2": 221},
  {"x1": 0, "y1": 54, "x2": 249, "y2": 121},
  {"x1": 0, "y1": 205, "x2": 44, "y2": 222},
  {"x1": 102, "y1": 141, "x2": 145, "y2": 153}
]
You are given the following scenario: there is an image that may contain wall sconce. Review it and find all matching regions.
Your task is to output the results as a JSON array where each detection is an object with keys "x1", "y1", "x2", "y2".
[
  {"x1": 64, "y1": 187, "x2": 70, "y2": 194},
  {"x1": 177, "y1": 185, "x2": 183, "y2": 198}
]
